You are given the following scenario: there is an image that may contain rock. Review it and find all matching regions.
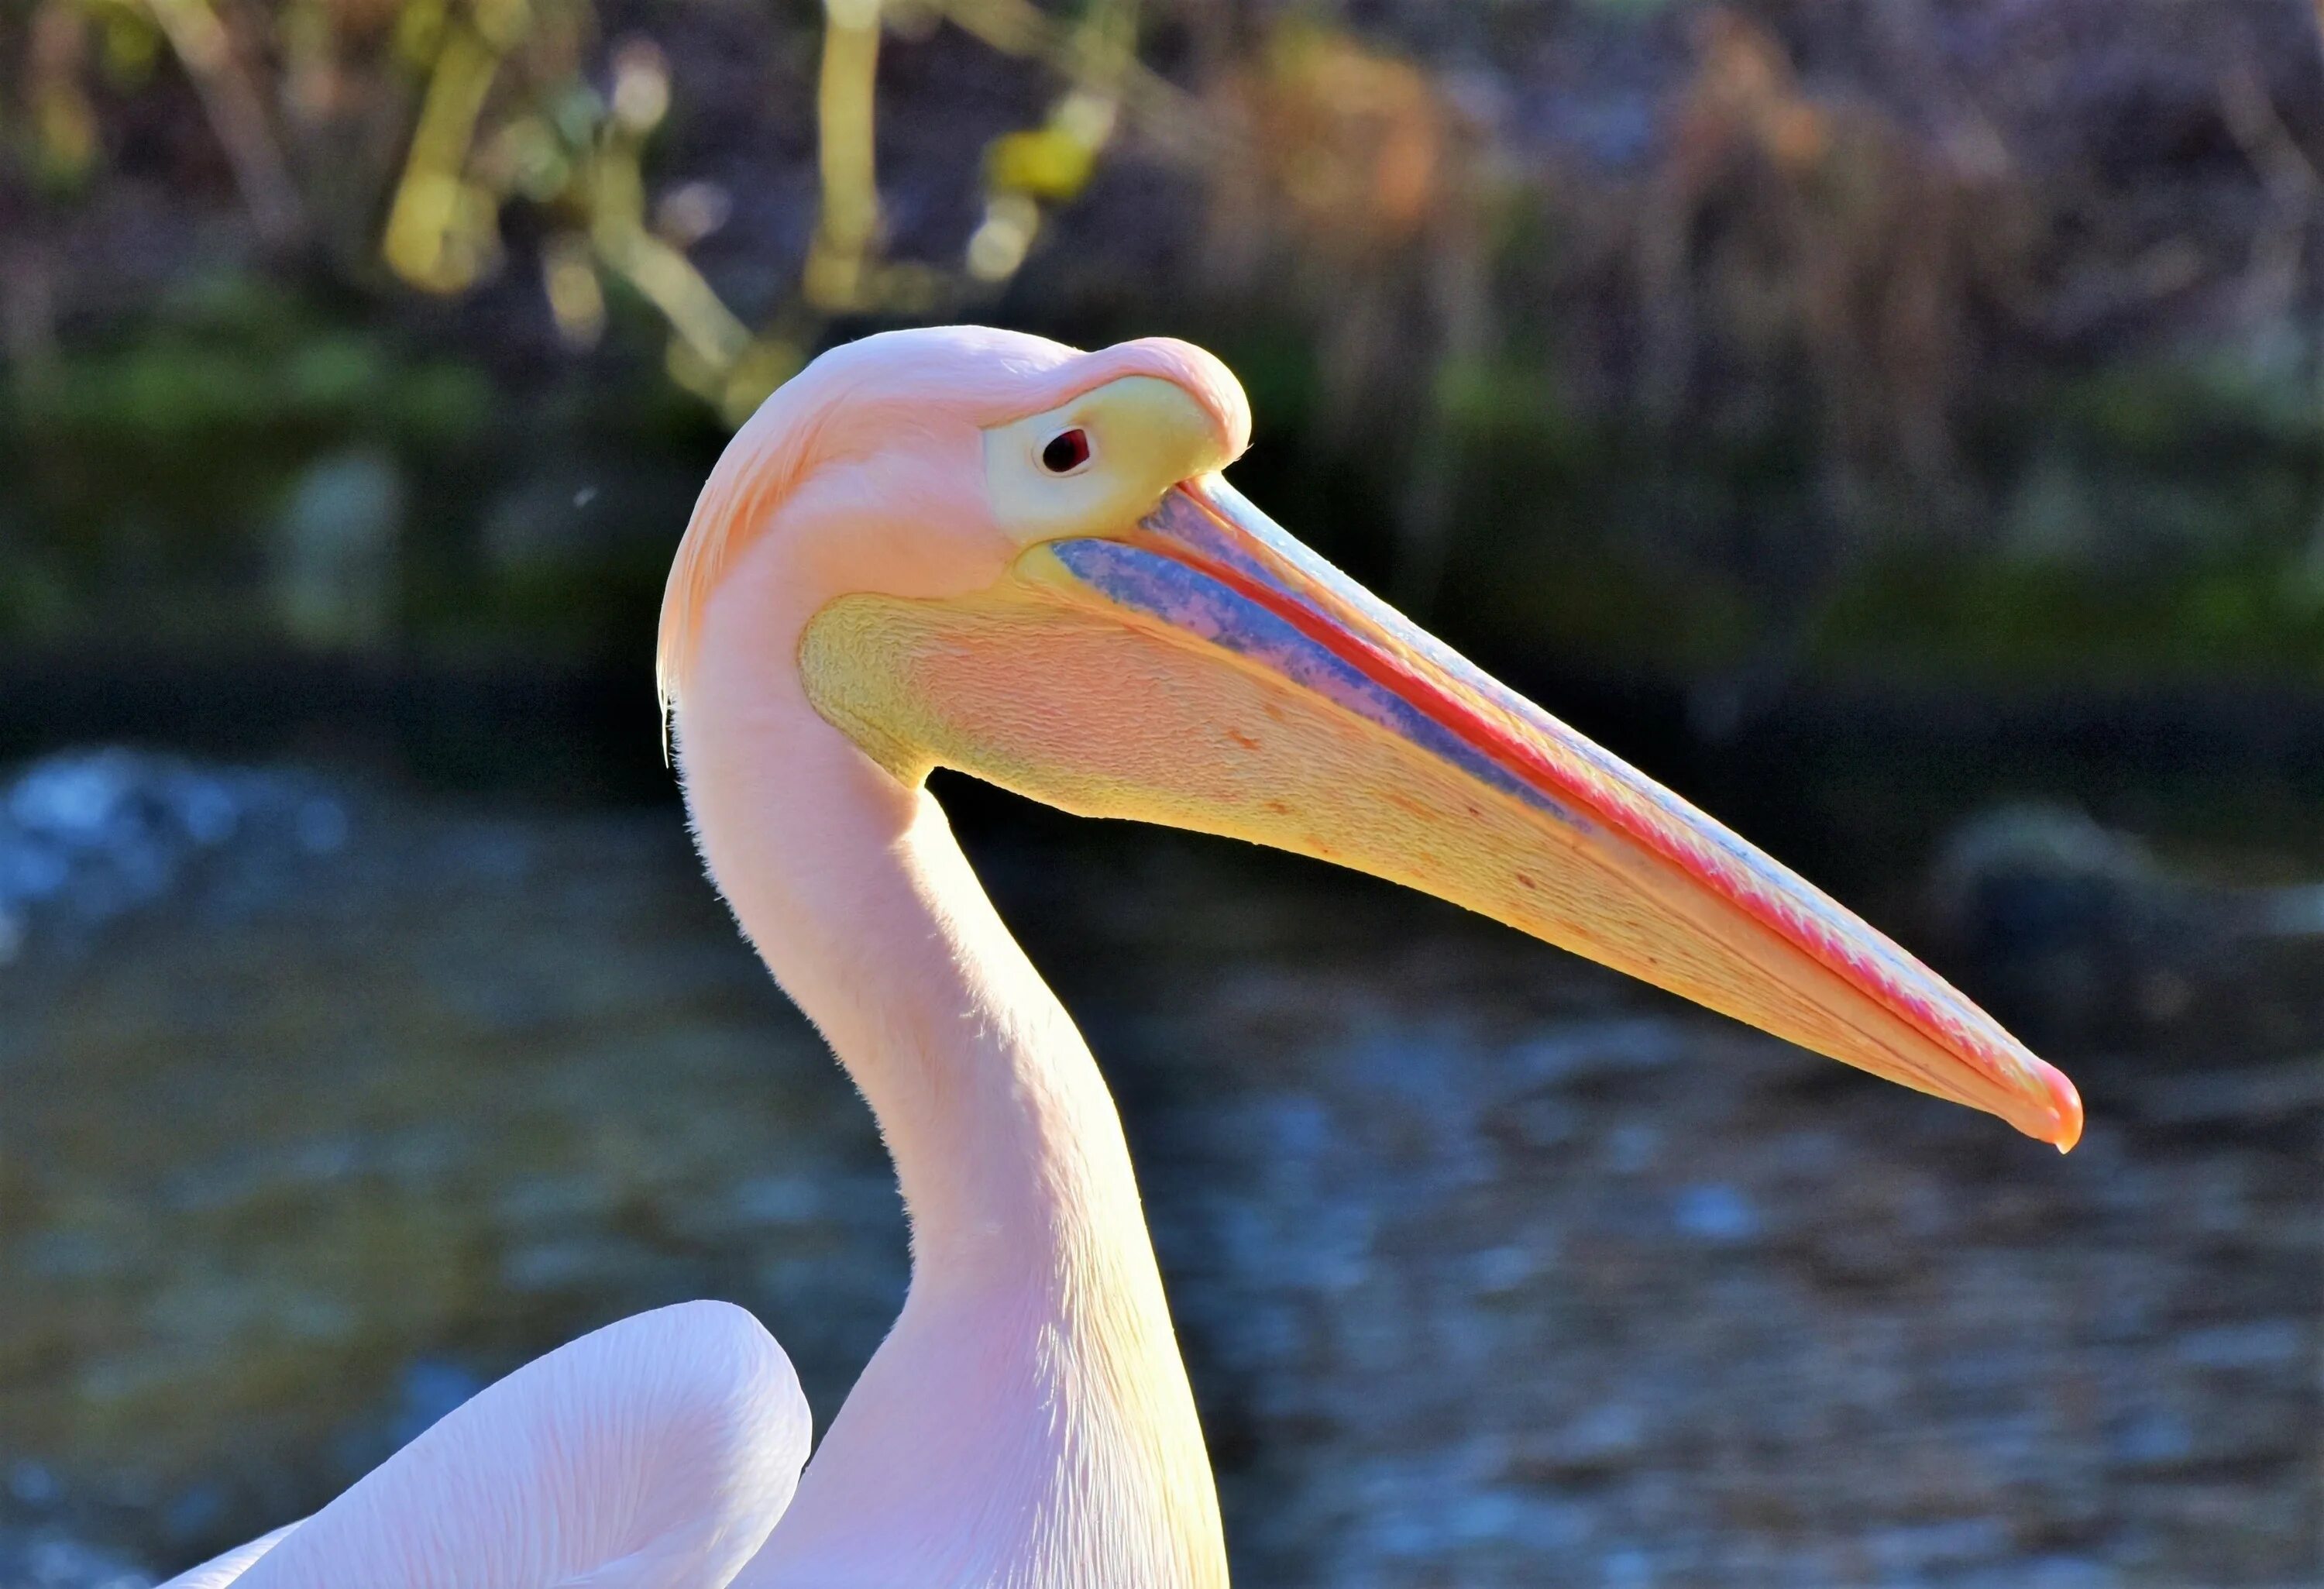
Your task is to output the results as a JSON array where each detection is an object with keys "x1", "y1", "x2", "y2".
[{"x1": 1925, "y1": 801, "x2": 2324, "y2": 1045}]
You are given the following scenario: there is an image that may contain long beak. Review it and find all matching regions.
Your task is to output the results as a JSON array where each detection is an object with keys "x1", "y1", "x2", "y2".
[{"x1": 801, "y1": 476, "x2": 2082, "y2": 1150}]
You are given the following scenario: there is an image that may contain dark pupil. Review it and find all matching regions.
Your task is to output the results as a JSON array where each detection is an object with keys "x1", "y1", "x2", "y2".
[{"x1": 1041, "y1": 430, "x2": 1090, "y2": 473}]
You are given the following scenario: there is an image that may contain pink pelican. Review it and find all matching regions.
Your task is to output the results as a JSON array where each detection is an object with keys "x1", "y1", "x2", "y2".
[{"x1": 161, "y1": 328, "x2": 2081, "y2": 1587}]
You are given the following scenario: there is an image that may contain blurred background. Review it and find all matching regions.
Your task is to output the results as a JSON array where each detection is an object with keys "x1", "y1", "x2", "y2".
[{"x1": 2, "y1": 1, "x2": 2319, "y2": 1584}]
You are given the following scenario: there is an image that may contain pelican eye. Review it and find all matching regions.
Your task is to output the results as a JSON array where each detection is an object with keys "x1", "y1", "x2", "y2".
[{"x1": 1039, "y1": 428, "x2": 1094, "y2": 476}]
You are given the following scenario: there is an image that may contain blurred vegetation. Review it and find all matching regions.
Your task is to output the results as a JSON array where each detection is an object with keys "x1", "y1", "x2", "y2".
[{"x1": 0, "y1": 0, "x2": 2319, "y2": 687}]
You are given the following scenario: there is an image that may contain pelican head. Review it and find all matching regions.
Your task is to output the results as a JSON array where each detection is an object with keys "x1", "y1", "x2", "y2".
[{"x1": 661, "y1": 325, "x2": 2081, "y2": 1152}]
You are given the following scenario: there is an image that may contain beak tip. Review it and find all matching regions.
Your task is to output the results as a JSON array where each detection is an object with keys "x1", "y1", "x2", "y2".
[{"x1": 2039, "y1": 1061, "x2": 2085, "y2": 1154}]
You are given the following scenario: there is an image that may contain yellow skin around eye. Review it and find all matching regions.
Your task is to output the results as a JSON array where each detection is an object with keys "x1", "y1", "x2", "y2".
[{"x1": 980, "y1": 377, "x2": 1231, "y2": 547}]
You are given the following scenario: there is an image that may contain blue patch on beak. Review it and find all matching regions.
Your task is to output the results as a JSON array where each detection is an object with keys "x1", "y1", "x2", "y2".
[{"x1": 1047, "y1": 538, "x2": 1573, "y2": 825}]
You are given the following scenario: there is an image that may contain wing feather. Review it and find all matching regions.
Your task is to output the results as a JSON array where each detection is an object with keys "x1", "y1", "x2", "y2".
[{"x1": 159, "y1": 1302, "x2": 810, "y2": 1589}]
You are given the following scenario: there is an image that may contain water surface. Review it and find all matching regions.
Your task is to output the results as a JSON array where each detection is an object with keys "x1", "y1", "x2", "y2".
[{"x1": 1, "y1": 761, "x2": 2314, "y2": 1585}]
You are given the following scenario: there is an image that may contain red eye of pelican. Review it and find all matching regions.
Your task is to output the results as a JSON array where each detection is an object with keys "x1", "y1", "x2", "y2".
[{"x1": 1040, "y1": 428, "x2": 1092, "y2": 475}]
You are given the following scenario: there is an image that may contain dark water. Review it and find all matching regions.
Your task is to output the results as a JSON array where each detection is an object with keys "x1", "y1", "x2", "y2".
[{"x1": 0, "y1": 755, "x2": 2316, "y2": 1587}]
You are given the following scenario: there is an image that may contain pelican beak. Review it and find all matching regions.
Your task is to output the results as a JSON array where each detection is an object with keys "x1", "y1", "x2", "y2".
[{"x1": 803, "y1": 475, "x2": 2082, "y2": 1150}]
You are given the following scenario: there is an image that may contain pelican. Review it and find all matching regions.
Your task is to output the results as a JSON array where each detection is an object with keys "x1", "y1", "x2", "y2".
[{"x1": 160, "y1": 327, "x2": 2080, "y2": 1587}]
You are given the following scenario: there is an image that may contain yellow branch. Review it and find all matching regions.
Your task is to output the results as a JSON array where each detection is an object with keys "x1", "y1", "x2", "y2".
[
  {"x1": 596, "y1": 223, "x2": 752, "y2": 370},
  {"x1": 806, "y1": 0, "x2": 883, "y2": 311},
  {"x1": 382, "y1": 20, "x2": 505, "y2": 291}
]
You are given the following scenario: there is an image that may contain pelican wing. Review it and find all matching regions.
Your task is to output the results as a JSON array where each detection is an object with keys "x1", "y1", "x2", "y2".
[{"x1": 159, "y1": 1302, "x2": 810, "y2": 1589}]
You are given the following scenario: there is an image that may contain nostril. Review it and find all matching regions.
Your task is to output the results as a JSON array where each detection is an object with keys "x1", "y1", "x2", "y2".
[{"x1": 1040, "y1": 428, "x2": 1092, "y2": 474}]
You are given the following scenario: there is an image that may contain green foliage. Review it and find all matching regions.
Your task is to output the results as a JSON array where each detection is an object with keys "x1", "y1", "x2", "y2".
[
  {"x1": 1, "y1": 275, "x2": 494, "y2": 643},
  {"x1": 19, "y1": 328, "x2": 488, "y2": 452},
  {"x1": 1812, "y1": 552, "x2": 2324, "y2": 682},
  {"x1": 1812, "y1": 348, "x2": 2324, "y2": 680}
]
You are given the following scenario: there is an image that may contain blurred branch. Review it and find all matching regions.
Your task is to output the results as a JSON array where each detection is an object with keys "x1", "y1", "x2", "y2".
[
  {"x1": 806, "y1": 0, "x2": 883, "y2": 311},
  {"x1": 381, "y1": 13, "x2": 507, "y2": 292},
  {"x1": 590, "y1": 187, "x2": 751, "y2": 374},
  {"x1": 938, "y1": 0, "x2": 1217, "y2": 160},
  {"x1": 964, "y1": 0, "x2": 1136, "y2": 283},
  {"x1": 2216, "y1": 57, "x2": 2322, "y2": 328},
  {"x1": 583, "y1": 36, "x2": 792, "y2": 422},
  {"x1": 140, "y1": 0, "x2": 304, "y2": 245},
  {"x1": 590, "y1": 68, "x2": 763, "y2": 411}
]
